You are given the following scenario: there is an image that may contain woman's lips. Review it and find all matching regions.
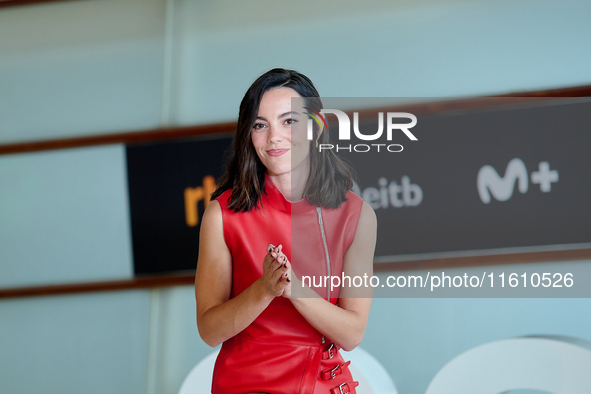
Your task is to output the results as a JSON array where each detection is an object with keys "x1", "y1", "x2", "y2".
[{"x1": 267, "y1": 149, "x2": 289, "y2": 157}]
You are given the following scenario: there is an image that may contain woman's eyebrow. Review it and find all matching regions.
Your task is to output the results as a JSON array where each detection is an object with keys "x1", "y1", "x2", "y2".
[{"x1": 278, "y1": 111, "x2": 300, "y2": 119}]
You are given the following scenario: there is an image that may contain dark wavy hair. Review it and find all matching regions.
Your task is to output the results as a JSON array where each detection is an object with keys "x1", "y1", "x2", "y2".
[{"x1": 211, "y1": 68, "x2": 354, "y2": 212}]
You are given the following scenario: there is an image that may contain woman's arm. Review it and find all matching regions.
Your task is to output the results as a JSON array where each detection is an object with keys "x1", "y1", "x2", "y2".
[
  {"x1": 286, "y1": 201, "x2": 377, "y2": 351},
  {"x1": 195, "y1": 200, "x2": 289, "y2": 347}
]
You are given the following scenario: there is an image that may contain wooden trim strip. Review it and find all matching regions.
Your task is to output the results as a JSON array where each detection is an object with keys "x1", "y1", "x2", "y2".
[
  {"x1": 0, "y1": 0, "x2": 76, "y2": 8},
  {"x1": 373, "y1": 249, "x2": 591, "y2": 273},
  {"x1": 2, "y1": 85, "x2": 591, "y2": 156},
  {"x1": 0, "y1": 272, "x2": 196, "y2": 299},
  {"x1": 501, "y1": 84, "x2": 591, "y2": 97},
  {"x1": 0, "y1": 122, "x2": 236, "y2": 156}
]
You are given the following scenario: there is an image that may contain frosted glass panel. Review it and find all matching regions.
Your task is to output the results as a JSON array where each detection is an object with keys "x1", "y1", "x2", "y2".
[
  {"x1": 171, "y1": 0, "x2": 591, "y2": 125},
  {"x1": 0, "y1": 145, "x2": 133, "y2": 288},
  {"x1": 153, "y1": 285, "x2": 217, "y2": 394},
  {"x1": 0, "y1": 290, "x2": 151, "y2": 394},
  {"x1": 0, "y1": 0, "x2": 165, "y2": 144}
]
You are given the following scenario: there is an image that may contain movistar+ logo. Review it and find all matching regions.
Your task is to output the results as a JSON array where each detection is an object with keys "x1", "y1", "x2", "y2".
[{"x1": 477, "y1": 158, "x2": 559, "y2": 204}]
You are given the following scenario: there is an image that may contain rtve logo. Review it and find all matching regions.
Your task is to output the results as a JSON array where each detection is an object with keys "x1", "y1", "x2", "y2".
[
  {"x1": 184, "y1": 176, "x2": 216, "y2": 226},
  {"x1": 477, "y1": 158, "x2": 559, "y2": 204},
  {"x1": 304, "y1": 108, "x2": 418, "y2": 153}
]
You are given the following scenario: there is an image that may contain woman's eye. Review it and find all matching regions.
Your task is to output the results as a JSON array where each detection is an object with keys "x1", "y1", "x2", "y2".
[
  {"x1": 285, "y1": 118, "x2": 298, "y2": 125},
  {"x1": 252, "y1": 123, "x2": 266, "y2": 131}
]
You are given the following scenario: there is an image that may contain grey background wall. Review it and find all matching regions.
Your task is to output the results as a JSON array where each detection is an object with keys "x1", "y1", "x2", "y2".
[{"x1": 1, "y1": 0, "x2": 591, "y2": 393}]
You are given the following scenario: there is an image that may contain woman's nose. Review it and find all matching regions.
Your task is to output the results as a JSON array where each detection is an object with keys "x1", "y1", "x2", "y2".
[{"x1": 267, "y1": 125, "x2": 283, "y2": 144}]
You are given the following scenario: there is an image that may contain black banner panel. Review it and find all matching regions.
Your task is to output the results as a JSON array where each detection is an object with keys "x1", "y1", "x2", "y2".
[
  {"x1": 126, "y1": 98, "x2": 591, "y2": 275},
  {"x1": 126, "y1": 137, "x2": 232, "y2": 275},
  {"x1": 333, "y1": 99, "x2": 591, "y2": 261}
]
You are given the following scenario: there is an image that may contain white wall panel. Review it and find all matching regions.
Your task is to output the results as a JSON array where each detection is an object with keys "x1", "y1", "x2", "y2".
[
  {"x1": 0, "y1": 0, "x2": 166, "y2": 144},
  {"x1": 0, "y1": 145, "x2": 132, "y2": 288},
  {"x1": 170, "y1": 0, "x2": 591, "y2": 126},
  {"x1": 152, "y1": 285, "x2": 217, "y2": 394},
  {"x1": 0, "y1": 290, "x2": 151, "y2": 394}
]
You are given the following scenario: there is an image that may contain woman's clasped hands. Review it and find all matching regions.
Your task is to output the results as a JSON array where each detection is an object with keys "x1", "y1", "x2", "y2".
[{"x1": 261, "y1": 243, "x2": 294, "y2": 298}]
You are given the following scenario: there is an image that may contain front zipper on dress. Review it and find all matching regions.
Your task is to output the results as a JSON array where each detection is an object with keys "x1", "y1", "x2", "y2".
[
  {"x1": 317, "y1": 207, "x2": 331, "y2": 346},
  {"x1": 317, "y1": 207, "x2": 337, "y2": 347},
  {"x1": 316, "y1": 207, "x2": 331, "y2": 301}
]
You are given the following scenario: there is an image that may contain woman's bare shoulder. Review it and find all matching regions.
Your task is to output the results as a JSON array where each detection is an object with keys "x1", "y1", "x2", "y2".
[
  {"x1": 200, "y1": 200, "x2": 225, "y2": 244},
  {"x1": 359, "y1": 200, "x2": 377, "y2": 228}
]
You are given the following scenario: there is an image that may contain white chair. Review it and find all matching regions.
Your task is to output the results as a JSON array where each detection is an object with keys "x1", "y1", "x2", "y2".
[
  {"x1": 178, "y1": 349, "x2": 219, "y2": 394},
  {"x1": 178, "y1": 346, "x2": 397, "y2": 394},
  {"x1": 425, "y1": 335, "x2": 591, "y2": 394},
  {"x1": 342, "y1": 346, "x2": 398, "y2": 394}
]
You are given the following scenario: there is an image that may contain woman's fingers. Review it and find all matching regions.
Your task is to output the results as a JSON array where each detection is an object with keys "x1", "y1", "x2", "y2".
[
  {"x1": 263, "y1": 249, "x2": 287, "y2": 278},
  {"x1": 269, "y1": 261, "x2": 290, "y2": 287},
  {"x1": 262, "y1": 243, "x2": 291, "y2": 296},
  {"x1": 263, "y1": 253, "x2": 276, "y2": 270},
  {"x1": 267, "y1": 244, "x2": 288, "y2": 267},
  {"x1": 272, "y1": 267, "x2": 288, "y2": 282},
  {"x1": 277, "y1": 252, "x2": 289, "y2": 268},
  {"x1": 264, "y1": 257, "x2": 284, "y2": 279},
  {"x1": 269, "y1": 244, "x2": 284, "y2": 260}
]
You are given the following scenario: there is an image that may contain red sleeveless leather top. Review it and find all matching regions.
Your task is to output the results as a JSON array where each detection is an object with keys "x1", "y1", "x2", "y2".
[{"x1": 211, "y1": 174, "x2": 363, "y2": 394}]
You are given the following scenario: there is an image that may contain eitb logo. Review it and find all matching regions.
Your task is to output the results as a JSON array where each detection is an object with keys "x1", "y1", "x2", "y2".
[{"x1": 304, "y1": 107, "x2": 418, "y2": 153}]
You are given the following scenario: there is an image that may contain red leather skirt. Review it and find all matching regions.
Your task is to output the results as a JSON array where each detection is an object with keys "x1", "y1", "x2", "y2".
[{"x1": 212, "y1": 333, "x2": 358, "y2": 393}]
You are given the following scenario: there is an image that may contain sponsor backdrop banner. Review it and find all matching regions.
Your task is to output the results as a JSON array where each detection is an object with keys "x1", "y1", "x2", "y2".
[
  {"x1": 126, "y1": 136, "x2": 232, "y2": 274},
  {"x1": 330, "y1": 98, "x2": 591, "y2": 261},
  {"x1": 126, "y1": 98, "x2": 591, "y2": 275}
]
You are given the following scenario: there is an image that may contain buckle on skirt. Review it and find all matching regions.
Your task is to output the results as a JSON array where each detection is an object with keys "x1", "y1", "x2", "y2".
[
  {"x1": 321, "y1": 360, "x2": 351, "y2": 380},
  {"x1": 322, "y1": 343, "x2": 336, "y2": 360},
  {"x1": 330, "y1": 380, "x2": 359, "y2": 394}
]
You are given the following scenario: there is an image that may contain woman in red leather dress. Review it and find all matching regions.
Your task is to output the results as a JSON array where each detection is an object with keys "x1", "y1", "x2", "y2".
[{"x1": 195, "y1": 69, "x2": 376, "y2": 394}]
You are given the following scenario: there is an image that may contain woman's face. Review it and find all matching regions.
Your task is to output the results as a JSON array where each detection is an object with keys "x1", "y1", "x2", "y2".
[{"x1": 251, "y1": 87, "x2": 310, "y2": 180}]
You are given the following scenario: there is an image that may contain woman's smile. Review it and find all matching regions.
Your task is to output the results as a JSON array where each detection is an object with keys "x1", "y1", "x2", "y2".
[{"x1": 266, "y1": 149, "x2": 289, "y2": 157}]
